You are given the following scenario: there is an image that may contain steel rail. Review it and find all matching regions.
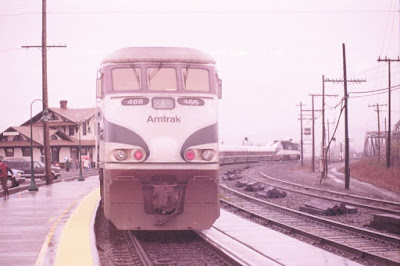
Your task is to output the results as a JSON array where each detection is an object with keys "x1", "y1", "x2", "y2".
[
  {"x1": 126, "y1": 231, "x2": 154, "y2": 266},
  {"x1": 259, "y1": 170, "x2": 400, "y2": 208},
  {"x1": 220, "y1": 184, "x2": 400, "y2": 266},
  {"x1": 254, "y1": 171, "x2": 400, "y2": 215},
  {"x1": 196, "y1": 228, "x2": 284, "y2": 266}
]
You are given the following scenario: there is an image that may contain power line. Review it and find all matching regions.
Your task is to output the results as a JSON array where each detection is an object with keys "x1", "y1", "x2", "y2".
[
  {"x1": 349, "y1": 86, "x2": 400, "y2": 98},
  {"x1": 0, "y1": 9, "x2": 398, "y2": 17},
  {"x1": 0, "y1": 48, "x2": 21, "y2": 53},
  {"x1": 350, "y1": 83, "x2": 400, "y2": 94}
]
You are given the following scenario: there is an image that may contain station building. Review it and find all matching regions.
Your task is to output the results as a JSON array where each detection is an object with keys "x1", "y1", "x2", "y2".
[{"x1": 0, "y1": 100, "x2": 96, "y2": 168}]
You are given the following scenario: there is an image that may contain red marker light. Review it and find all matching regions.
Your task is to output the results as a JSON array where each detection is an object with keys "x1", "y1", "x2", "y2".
[
  {"x1": 134, "y1": 150, "x2": 144, "y2": 160},
  {"x1": 185, "y1": 150, "x2": 195, "y2": 161}
]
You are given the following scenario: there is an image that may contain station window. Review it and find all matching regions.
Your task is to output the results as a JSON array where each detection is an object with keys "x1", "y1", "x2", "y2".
[
  {"x1": 80, "y1": 147, "x2": 87, "y2": 155},
  {"x1": 147, "y1": 67, "x2": 177, "y2": 91},
  {"x1": 182, "y1": 68, "x2": 210, "y2": 92},
  {"x1": 69, "y1": 126, "x2": 75, "y2": 136},
  {"x1": 112, "y1": 68, "x2": 141, "y2": 91},
  {"x1": 5, "y1": 148, "x2": 14, "y2": 157},
  {"x1": 82, "y1": 123, "x2": 87, "y2": 136},
  {"x1": 13, "y1": 135, "x2": 23, "y2": 141},
  {"x1": 23, "y1": 148, "x2": 31, "y2": 157}
]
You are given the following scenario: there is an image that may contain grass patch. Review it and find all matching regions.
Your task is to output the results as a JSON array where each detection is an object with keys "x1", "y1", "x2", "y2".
[{"x1": 339, "y1": 158, "x2": 400, "y2": 194}]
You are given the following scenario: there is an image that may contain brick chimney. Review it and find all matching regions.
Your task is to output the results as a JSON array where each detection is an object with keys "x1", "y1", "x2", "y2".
[{"x1": 60, "y1": 100, "x2": 68, "y2": 109}]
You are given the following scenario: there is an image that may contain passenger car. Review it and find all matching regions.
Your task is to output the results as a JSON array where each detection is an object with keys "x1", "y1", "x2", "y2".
[{"x1": 3, "y1": 159, "x2": 61, "y2": 180}]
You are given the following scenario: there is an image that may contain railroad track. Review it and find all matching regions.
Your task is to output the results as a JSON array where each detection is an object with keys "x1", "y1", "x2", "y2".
[
  {"x1": 128, "y1": 230, "x2": 241, "y2": 265},
  {"x1": 255, "y1": 170, "x2": 400, "y2": 215},
  {"x1": 97, "y1": 207, "x2": 241, "y2": 265},
  {"x1": 220, "y1": 184, "x2": 400, "y2": 266}
]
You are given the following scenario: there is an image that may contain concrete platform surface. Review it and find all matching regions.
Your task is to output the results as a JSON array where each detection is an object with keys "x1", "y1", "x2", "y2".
[
  {"x1": 202, "y1": 210, "x2": 362, "y2": 266},
  {"x1": 0, "y1": 176, "x2": 99, "y2": 266}
]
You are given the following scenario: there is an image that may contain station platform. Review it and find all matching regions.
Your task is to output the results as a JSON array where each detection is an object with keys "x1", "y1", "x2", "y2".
[
  {"x1": 202, "y1": 210, "x2": 361, "y2": 265},
  {"x1": 0, "y1": 175, "x2": 360, "y2": 266},
  {"x1": 0, "y1": 175, "x2": 100, "y2": 266}
]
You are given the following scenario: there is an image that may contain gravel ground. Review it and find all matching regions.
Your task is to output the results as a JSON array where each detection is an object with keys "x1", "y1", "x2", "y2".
[
  {"x1": 222, "y1": 161, "x2": 400, "y2": 236},
  {"x1": 255, "y1": 161, "x2": 400, "y2": 202}
]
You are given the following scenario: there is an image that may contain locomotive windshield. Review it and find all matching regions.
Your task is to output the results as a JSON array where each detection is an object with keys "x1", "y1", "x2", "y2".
[
  {"x1": 112, "y1": 68, "x2": 141, "y2": 91},
  {"x1": 110, "y1": 65, "x2": 211, "y2": 93},
  {"x1": 147, "y1": 67, "x2": 177, "y2": 91},
  {"x1": 182, "y1": 68, "x2": 209, "y2": 92}
]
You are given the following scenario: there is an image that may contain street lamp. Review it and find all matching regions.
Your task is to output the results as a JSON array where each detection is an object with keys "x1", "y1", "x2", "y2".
[{"x1": 28, "y1": 99, "x2": 49, "y2": 191}]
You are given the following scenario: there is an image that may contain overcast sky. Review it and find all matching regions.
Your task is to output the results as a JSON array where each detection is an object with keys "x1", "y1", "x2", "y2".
[{"x1": 1, "y1": 0, "x2": 399, "y2": 153}]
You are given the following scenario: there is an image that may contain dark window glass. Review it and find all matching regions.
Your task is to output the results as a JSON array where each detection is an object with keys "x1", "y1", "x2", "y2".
[
  {"x1": 80, "y1": 147, "x2": 87, "y2": 155},
  {"x1": 13, "y1": 135, "x2": 23, "y2": 141},
  {"x1": 23, "y1": 148, "x2": 31, "y2": 156},
  {"x1": 5, "y1": 148, "x2": 14, "y2": 157}
]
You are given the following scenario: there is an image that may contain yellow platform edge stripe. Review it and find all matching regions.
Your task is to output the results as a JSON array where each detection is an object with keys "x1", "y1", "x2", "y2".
[{"x1": 55, "y1": 187, "x2": 100, "y2": 266}]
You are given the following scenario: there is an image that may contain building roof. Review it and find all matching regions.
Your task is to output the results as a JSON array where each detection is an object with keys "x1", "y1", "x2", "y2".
[
  {"x1": 0, "y1": 101, "x2": 96, "y2": 150},
  {"x1": 50, "y1": 107, "x2": 95, "y2": 124},
  {"x1": 0, "y1": 126, "x2": 76, "y2": 147},
  {"x1": 0, "y1": 126, "x2": 94, "y2": 148},
  {"x1": 20, "y1": 107, "x2": 95, "y2": 127}
]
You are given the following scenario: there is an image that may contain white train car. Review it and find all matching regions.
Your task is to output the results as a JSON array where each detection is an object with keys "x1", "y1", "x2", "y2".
[
  {"x1": 219, "y1": 140, "x2": 300, "y2": 164},
  {"x1": 96, "y1": 47, "x2": 222, "y2": 230}
]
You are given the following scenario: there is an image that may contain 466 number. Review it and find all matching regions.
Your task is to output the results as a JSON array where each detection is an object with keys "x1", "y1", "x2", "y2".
[
  {"x1": 177, "y1": 98, "x2": 204, "y2": 106},
  {"x1": 122, "y1": 98, "x2": 149, "y2": 106}
]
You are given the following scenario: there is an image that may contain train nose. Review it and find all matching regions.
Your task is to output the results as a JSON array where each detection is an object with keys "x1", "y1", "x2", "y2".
[{"x1": 149, "y1": 137, "x2": 181, "y2": 161}]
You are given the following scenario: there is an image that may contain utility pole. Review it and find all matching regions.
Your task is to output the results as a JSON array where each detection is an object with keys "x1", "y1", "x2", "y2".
[
  {"x1": 320, "y1": 76, "x2": 338, "y2": 179},
  {"x1": 307, "y1": 94, "x2": 322, "y2": 172},
  {"x1": 324, "y1": 44, "x2": 366, "y2": 190},
  {"x1": 21, "y1": 0, "x2": 67, "y2": 185},
  {"x1": 343, "y1": 45, "x2": 350, "y2": 191},
  {"x1": 311, "y1": 95, "x2": 316, "y2": 172},
  {"x1": 326, "y1": 119, "x2": 335, "y2": 164},
  {"x1": 310, "y1": 87, "x2": 337, "y2": 178},
  {"x1": 377, "y1": 56, "x2": 400, "y2": 168},
  {"x1": 368, "y1": 103, "x2": 387, "y2": 163},
  {"x1": 297, "y1": 102, "x2": 305, "y2": 166}
]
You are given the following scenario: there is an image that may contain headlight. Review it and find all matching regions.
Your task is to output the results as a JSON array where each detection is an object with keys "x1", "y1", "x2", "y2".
[
  {"x1": 185, "y1": 149, "x2": 196, "y2": 161},
  {"x1": 114, "y1": 150, "x2": 127, "y2": 161},
  {"x1": 133, "y1": 150, "x2": 145, "y2": 160},
  {"x1": 201, "y1": 149, "x2": 215, "y2": 161}
]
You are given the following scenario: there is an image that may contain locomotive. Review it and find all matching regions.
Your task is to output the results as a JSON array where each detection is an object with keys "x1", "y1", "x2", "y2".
[{"x1": 96, "y1": 47, "x2": 222, "y2": 230}]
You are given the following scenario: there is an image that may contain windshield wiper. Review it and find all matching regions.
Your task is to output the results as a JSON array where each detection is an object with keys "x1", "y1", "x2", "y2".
[
  {"x1": 148, "y1": 63, "x2": 162, "y2": 86},
  {"x1": 183, "y1": 66, "x2": 190, "y2": 88},
  {"x1": 132, "y1": 67, "x2": 140, "y2": 87}
]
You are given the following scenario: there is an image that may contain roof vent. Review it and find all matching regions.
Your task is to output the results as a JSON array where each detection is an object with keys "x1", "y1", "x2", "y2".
[{"x1": 60, "y1": 100, "x2": 68, "y2": 109}]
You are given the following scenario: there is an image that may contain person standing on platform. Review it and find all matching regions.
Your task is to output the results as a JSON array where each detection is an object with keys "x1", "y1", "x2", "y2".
[
  {"x1": 0, "y1": 159, "x2": 13, "y2": 200},
  {"x1": 83, "y1": 159, "x2": 90, "y2": 174},
  {"x1": 65, "y1": 158, "x2": 70, "y2": 172}
]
